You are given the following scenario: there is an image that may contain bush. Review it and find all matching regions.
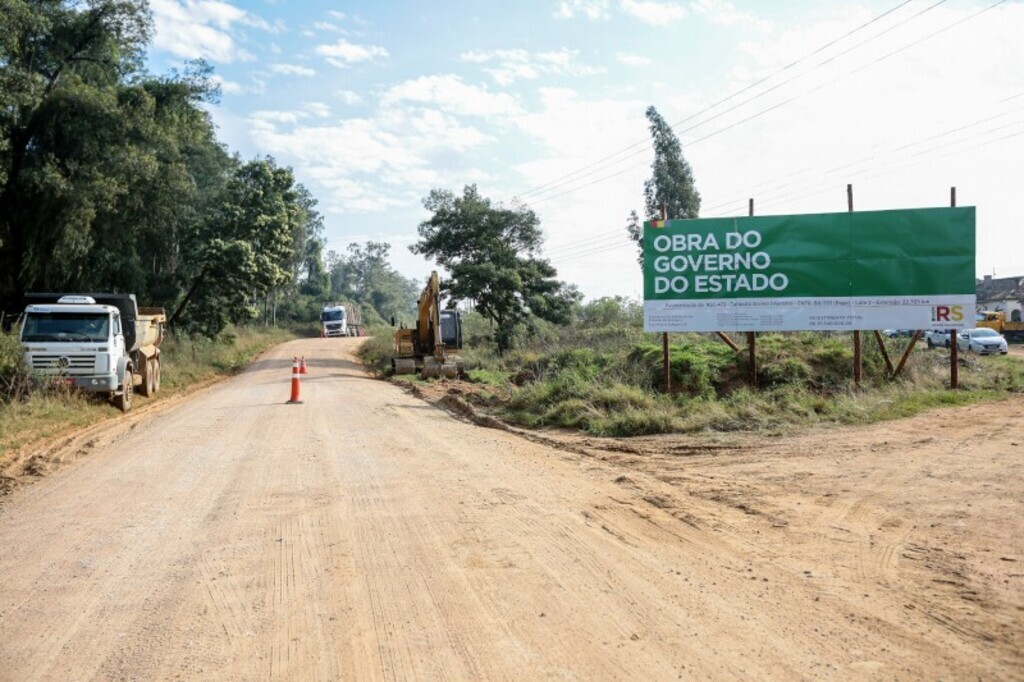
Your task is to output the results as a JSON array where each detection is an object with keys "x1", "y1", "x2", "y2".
[
  {"x1": 0, "y1": 331, "x2": 31, "y2": 402},
  {"x1": 355, "y1": 326, "x2": 396, "y2": 376},
  {"x1": 365, "y1": 295, "x2": 1024, "y2": 437}
]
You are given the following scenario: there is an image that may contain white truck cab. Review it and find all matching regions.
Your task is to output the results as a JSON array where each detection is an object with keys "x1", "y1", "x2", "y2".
[{"x1": 20, "y1": 293, "x2": 166, "y2": 411}]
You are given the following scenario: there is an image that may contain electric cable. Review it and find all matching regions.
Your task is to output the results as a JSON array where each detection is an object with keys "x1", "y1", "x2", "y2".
[
  {"x1": 528, "y1": 0, "x2": 1006, "y2": 207},
  {"x1": 509, "y1": 0, "x2": 919, "y2": 203}
]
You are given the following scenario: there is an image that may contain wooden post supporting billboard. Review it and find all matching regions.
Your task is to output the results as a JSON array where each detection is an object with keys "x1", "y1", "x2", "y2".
[
  {"x1": 747, "y1": 198, "x2": 757, "y2": 387},
  {"x1": 661, "y1": 205, "x2": 671, "y2": 394},
  {"x1": 950, "y1": 186, "x2": 959, "y2": 389},
  {"x1": 848, "y1": 184, "x2": 862, "y2": 388}
]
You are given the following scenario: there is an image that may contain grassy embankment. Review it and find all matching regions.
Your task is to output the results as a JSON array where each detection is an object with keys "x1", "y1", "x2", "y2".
[
  {"x1": 359, "y1": 307, "x2": 1024, "y2": 437},
  {"x1": 0, "y1": 326, "x2": 298, "y2": 456}
]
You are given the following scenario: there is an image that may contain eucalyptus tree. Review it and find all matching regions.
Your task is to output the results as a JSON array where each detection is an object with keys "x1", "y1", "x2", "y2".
[{"x1": 627, "y1": 105, "x2": 701, "y2": 267}]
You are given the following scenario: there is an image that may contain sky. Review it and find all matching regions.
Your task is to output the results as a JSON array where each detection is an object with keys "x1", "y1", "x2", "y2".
[{"x1": 145, "y1": 0, "x2": 1024, "y2": 301}]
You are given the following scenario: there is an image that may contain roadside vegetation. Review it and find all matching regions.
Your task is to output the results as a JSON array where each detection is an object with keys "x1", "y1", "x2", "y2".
[
  {"x1": 360, "y1": 298, "x2": 1024, "y2": 437},
  {"x1": 0, "y1": 326, "x2": 296, "y2": 457}
]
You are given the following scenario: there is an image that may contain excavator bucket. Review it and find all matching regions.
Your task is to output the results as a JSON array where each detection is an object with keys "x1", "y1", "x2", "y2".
[
  {"x1": 421, "y1": 357, "x2": 441, "y2": 378},
  {"x1": 393, "y1": 358, "x2": 417, "y2": 375}
]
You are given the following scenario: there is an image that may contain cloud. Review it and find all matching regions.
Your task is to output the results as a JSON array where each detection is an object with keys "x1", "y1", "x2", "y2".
[
  {"x1": 271, "y1": 63, "x2": 316, "y2": 77},
  {"x1": 315, "y1": 39, "x2": 389, "y2": 68},
  {"x1": 620, "y1": 0, "x2": 687, "y2": 26},
  {"x1": 247, "y1": 107, "x2": 494, "y2": 213},
  {"x1": 616, "y1": 52, "x2": 652, "y2": 66},
  {"x1": 460, "y1": 48, "x2": 605, "y2": 85},
  {"x1": 690, "y1": 0, "x2": 772, "y2": 31},
  {"x1": 336, "y1": 90, "x2": 364, "y2": 106},
  {"x1": 554, "y1": 0, "x2": 611, "y2": 20},
  {"x1": 305, "y1": 102, "x2": 331, "y2": 118},
  {"x1": 382, "y1": 75, "x2": 521, "y2": 117},
  {"x1": 210, "y1": 74, "x2": 243, "y2": 95},
  {"x1": 150, "y1": 0, "x2": 273, "y2": 62}
]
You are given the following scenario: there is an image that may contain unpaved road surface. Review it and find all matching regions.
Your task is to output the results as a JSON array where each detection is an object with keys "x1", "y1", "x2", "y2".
[{"x1": 0, "y1": 338, "x2": 1021, "y2": 680}]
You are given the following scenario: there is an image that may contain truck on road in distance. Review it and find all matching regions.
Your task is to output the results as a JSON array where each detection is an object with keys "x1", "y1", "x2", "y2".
[
  {"x1": 976, "y1": 310, "x2": 1024, "y2": 342},
  {"x1": 19, "y1": 293, "x2": 166, "y2": 412},
  {"x1": 321, "y1": 302, "x2": 363, "y2": 337}
]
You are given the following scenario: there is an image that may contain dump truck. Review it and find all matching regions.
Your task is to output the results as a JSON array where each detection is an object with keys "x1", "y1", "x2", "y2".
[
  {"x1": 19, "y1": 293, "x2": 166, "y2": 412},
  {"x1": 976, "y1": 310, "x2": 1024, "y2": 342},
  {"x1": 392, "y1": 271, "x2": 463, "y2": 378},
  {"x1": 321, "y1": 302, "x2": 363, "y2": 337}
]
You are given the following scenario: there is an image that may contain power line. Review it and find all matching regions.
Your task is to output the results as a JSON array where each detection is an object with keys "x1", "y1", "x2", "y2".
[
  {"x1": 698, "y1": 104, "x2": 1024, "y2": 215},
  {"x1": 528, "y1": 0, "x2": 1005, "y2": 208},
  {"x1": 509, "y1": 0, "x2": 918, "y2": 203},
  {"x1": 553, "y1": 122, "x2": 1024, "y2": 265}
]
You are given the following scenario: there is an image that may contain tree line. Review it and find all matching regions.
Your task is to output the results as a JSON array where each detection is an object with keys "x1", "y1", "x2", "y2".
[
  {"x1": 1, "y1": 2, "x2": 701, "y2": 351},
  {"x1": 0, "y1": 0, "x2": 329, "y2": 336}
]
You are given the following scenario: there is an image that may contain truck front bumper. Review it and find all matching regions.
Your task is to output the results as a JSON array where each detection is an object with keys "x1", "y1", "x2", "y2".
[{"x1": 44, "y1": 373, "x2": 119, "y2": 392}]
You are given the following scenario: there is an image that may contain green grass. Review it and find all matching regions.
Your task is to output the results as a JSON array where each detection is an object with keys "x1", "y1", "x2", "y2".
[
  {"x1": 356, "y1": 326, "x2": 398, "y2": 376},
  {"x1": 463, "y1": 326, "x2": 1024, "y2": 437},
  {"x1": 353, "y1": 304, "x2": 1024, "y2": 438}
]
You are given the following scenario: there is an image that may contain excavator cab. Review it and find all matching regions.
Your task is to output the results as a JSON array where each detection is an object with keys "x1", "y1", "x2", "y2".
[{"x1": 438, "y1": 309, "x2": 463, "y2": 350}]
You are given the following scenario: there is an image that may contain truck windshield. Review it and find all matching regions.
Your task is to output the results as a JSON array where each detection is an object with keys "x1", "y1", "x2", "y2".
[
  {"x1": 321, "y1": 310, "x2": 344, "y2": 322},
  {"x1": 22, "y1": 313, "x2": 109, "y2": 342}
]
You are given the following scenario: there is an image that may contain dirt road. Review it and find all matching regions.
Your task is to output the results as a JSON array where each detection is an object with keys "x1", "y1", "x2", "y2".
[{"x1": 0, "y1": 338, "x2": 1021, "y2": 680}]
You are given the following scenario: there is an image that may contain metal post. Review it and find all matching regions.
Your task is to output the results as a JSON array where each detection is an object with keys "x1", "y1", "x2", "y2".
[
  {"x1": 848, "y1": 184, "x2": 861, "y2": 388},
  {"x1": 950, "y1": 187, "x2": 958, "y2": 389}
]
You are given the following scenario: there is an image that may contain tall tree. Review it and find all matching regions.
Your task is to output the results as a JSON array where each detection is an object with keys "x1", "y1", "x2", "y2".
[
  {"x1": 413, "y1": 185, "x2": 580, "y2": 353},
  {"x1": 170, "y1": 157, "x2": 306, "y2": 336},
  {"x1": 82, "y1": 62, "x2": 230, "y2": 302},
  {"x1": 627, "y1": 105, "x2": 701, "y2": 266},
  {"x1": 328, "y1": 241, "x2": 418, "y2": 323},
  {"x1": 0, "y1": 0, "x2": 152, "y2": 309}
]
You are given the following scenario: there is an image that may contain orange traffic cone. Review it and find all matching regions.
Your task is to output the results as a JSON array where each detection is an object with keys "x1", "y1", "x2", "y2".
[
  {"x1": 299, "y1": 356, "x2": 308, "y2": 374},
  {"x1": 287, "y1": 356, "x2": 303, "y2": 404}
]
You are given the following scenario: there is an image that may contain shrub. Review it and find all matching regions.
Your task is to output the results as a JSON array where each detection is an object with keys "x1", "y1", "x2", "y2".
[{"x1": 0, "y1": 331, "x2": 31, "y2": 402}]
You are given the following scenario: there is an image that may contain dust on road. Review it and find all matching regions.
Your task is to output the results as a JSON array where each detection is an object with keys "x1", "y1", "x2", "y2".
[{"x1": 0, "y1": 338, "x2": 1020, "y2": 680}]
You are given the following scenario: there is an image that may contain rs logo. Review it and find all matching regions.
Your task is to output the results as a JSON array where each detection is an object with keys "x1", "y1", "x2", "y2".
[{"x1": 932, "y1": 305, "x2": 963, "y2": 322}]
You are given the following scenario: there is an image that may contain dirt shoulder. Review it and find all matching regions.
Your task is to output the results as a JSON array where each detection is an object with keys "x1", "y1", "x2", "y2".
[{"x1": 413, "y1": 378, "x2": 1024, "y2": 671}]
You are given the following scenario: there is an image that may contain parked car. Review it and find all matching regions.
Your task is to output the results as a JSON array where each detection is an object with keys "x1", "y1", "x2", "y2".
[
  {"x1": 956, "y1": 327, "x2": 1009, "y2": 355},
  {"x1": 883, "y1": 329, "x2": 920, "y2": 338},
  {"x1": 925, "y1": 329, "x2": 955, "y2": 349}
]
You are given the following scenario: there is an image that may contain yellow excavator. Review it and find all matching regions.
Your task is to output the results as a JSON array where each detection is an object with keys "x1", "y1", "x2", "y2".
[{"x1": 392, "y1": 271, "x2": 464, "y2": 378}]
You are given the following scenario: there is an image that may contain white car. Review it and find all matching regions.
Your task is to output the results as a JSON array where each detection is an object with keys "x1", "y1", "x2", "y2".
[
  {"x1": 925, "y1": 329, "x2": 955, "y2": 348},
  {"x1": 956, "y1": 328, "x2": 1009, "y2": 355}
]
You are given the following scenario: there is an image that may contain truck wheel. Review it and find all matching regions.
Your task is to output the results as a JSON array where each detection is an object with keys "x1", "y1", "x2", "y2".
[
  {"x1": 115, "y1": 369, "x2": 133, "y2": 412},
  {"x1": 152, "y1": 359, "x2": 161, "y2": 393},
  {"x1": 139, "y1": 359, "x2": 154, "y2": 397}
]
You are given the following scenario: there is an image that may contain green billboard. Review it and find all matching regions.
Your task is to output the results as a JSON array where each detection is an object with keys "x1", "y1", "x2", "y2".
[{"x1": 643, "y1": 207, "x2": 975, "y2": 333}]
